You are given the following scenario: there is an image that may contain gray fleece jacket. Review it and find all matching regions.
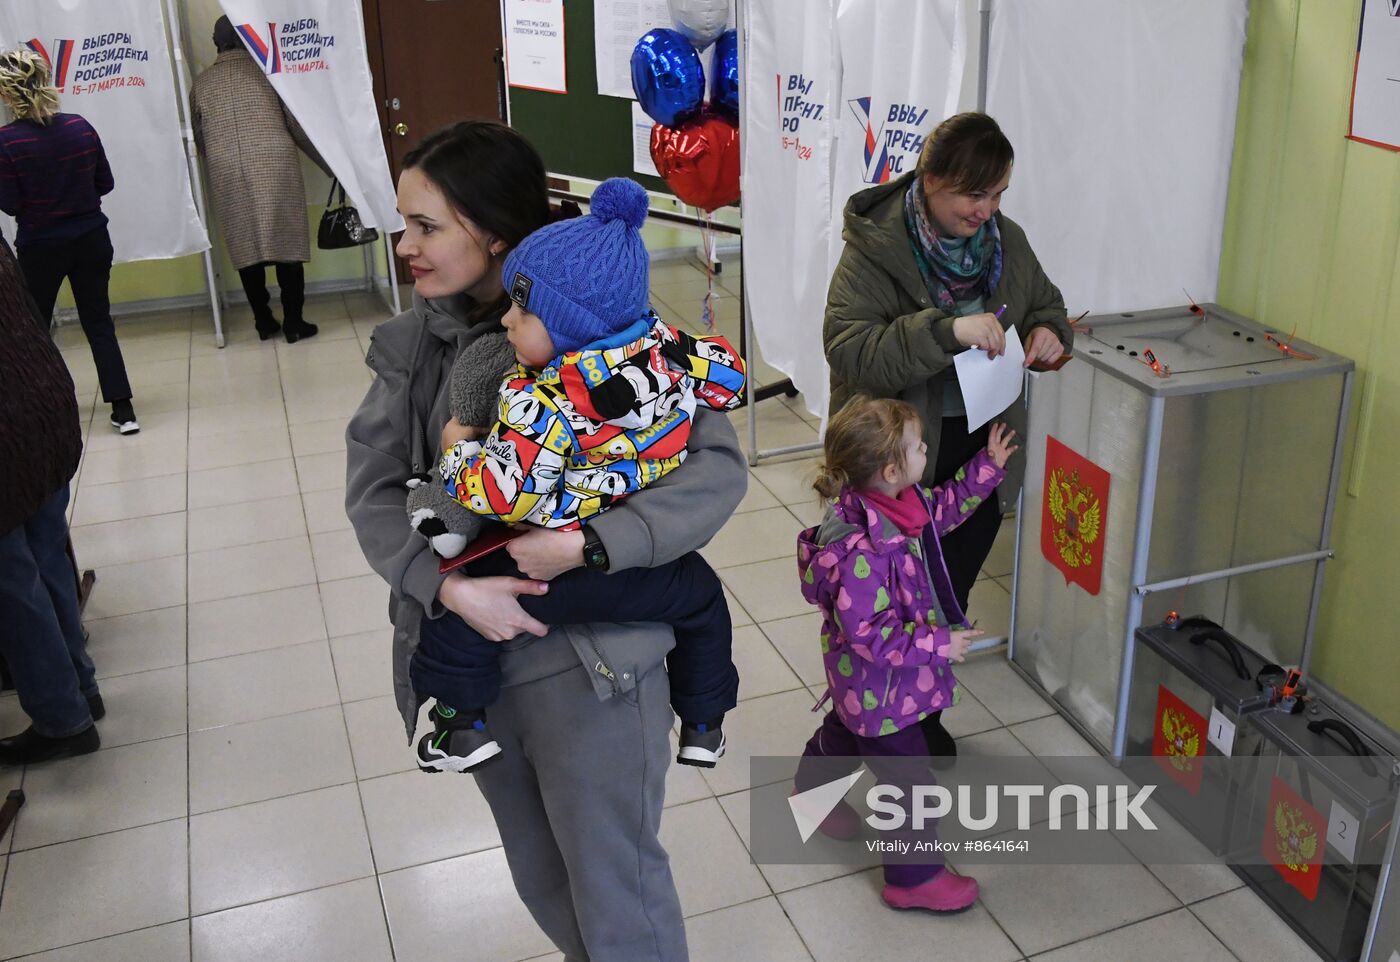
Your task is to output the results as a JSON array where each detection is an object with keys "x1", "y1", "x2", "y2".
[{"x1": 345, "y1": 290, "x2": 748, "y2": 739}]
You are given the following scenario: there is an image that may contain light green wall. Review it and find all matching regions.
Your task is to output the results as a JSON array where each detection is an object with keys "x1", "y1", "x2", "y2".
[
  {"x1": 75, "y1": 204, "x2": 376, "y2": 309},
  {"x1": 1218, "y1": 0, "x2": 1400, "y2": 728}
]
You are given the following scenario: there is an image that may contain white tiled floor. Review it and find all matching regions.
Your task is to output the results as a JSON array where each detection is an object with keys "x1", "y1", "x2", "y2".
[{"x1": 0, "y1": 262, "x2": 1324, "y2": 961}]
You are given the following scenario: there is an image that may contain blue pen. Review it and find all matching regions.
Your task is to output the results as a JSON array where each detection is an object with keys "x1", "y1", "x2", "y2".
[{"x1": 994, "y1": 304, "x2": 1008, "y2": 320}]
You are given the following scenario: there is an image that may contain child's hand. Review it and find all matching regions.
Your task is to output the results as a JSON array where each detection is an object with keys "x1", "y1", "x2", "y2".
[
  {"x1": 947, "y1": 628, "x2": 984, "y2": 663},
  {"x1": 441, "y1": 417, "x2": 485, "y2": 451},
  {"x1": 986, "y1": 422, "x2": 1019, "y2": 469}
]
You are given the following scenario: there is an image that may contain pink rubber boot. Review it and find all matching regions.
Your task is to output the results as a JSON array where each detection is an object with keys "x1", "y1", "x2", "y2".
[{"x1": 881, "y1": 867, "x2": 980, "y2": 912}]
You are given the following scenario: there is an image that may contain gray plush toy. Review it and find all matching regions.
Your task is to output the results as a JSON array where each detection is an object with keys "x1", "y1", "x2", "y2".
[{"x1": 406, "y1": 332, "x2": 518, "y2": 558}]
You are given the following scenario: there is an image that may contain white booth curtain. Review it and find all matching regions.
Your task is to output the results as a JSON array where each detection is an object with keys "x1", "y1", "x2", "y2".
[
  {"x1": 741, "y1": 0, "x2": 964, "y2": 421},
  {"x1": 0, "y1": 0, "x2": 403, "y2": 268},
  {"x1": 739, "y1": 0, "x2": 840, "y2": 419},
  {"x1": 741, "y1": 0, "x2": 1248, "y2": 419},
  {"x1": 0, "y1": 0, "x2": 210, "y2": 263},
  {"x1": 985, "y1": 0, "x2": 1249, "y2": 314},
  {"x1": 827, "y1": 0, "x2": 964, "y2": 282},
  {"x1": 217, "y1": 0, "x2": 402, "y2": 234}
]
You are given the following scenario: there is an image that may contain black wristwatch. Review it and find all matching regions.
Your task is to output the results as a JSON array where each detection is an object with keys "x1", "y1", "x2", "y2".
[{"x1": 581, "y1": 527, "x2": 610, "y2": 572}]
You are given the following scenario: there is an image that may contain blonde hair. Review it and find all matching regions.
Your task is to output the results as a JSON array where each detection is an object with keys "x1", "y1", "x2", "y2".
[
  {"x1": 813, "y1": 396, "x2": 921, "y2": 499},
  {"x1": 0, "y1": 48, "x2": 60, "y2": 125}
]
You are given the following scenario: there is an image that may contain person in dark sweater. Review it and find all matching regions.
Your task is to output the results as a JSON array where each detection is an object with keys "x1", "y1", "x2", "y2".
[
  {"x1": 0, "y1": 230, "x2": 104, "y2": 766},
  {"x1": 0, "y1": 47, "x2": 138, "y2": 435}
]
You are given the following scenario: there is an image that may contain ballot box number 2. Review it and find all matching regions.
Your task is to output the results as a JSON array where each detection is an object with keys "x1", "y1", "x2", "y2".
[{"x1": 1327, "y1": 800, "x2": 1360, "y2": 864}]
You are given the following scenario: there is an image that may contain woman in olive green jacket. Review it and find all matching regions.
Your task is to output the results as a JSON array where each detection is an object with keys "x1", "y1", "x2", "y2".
[{"x1": 824, "y1": 111, "x2": 1074, "y2": 616}]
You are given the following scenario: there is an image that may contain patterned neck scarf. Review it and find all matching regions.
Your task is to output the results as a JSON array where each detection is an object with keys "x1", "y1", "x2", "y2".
[{"x1": 903, "y1": 175, "x2": 1002, "y2": 313}]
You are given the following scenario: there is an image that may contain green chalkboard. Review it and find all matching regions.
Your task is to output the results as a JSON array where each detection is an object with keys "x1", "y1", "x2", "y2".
[{"x1": 507, "y1": 0, "x2": 671, "y2": 193}]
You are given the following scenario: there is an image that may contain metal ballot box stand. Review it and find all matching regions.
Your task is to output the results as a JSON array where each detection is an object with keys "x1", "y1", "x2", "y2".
[
  {"x1": 1362, "y1": 793, "x2": 1400, "y2": 962},
  {"x1": 1009, "y1": 303, "x2": 1353, "y2": 760},
  {"x1": 1236, "y1": 700, "x2": 1399, "y2": 962},
  {"x1": 1123, "y1": 617, "x2": 1276, "y2": 854}
]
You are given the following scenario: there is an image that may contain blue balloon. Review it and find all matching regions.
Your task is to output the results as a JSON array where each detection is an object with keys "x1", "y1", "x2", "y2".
[
  {"x1": 630, "y1": 29, "x2": 705, "y2": 128},
  {"x1": 710, "y1": 29, "x2": 739, "y2": 119}
]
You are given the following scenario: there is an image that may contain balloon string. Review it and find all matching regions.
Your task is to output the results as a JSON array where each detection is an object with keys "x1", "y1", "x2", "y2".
[{"x1": 700, "y1": 209, "x2": 717, "y2": 332}]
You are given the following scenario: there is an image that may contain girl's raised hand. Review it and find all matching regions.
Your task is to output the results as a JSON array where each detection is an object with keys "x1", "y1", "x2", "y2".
[{"x1": 986, "y1": 422, "x2": 1020, "y2": 468}]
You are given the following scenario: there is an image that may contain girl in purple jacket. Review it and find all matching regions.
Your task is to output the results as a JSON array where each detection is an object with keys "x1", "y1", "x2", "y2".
[{"x1": 794, "y1": 396, "x2": 1017, "y2": 912}]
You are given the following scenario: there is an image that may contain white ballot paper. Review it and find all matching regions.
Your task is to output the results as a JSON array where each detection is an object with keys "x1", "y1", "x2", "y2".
[{"x1": 953, "y1": 325, "x2": 1025, "y2": 432}]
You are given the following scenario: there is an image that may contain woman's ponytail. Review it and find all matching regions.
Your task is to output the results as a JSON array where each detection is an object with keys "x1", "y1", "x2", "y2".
[{"x1": 812, "y1": 463, "x2": 849, "y2": 501}]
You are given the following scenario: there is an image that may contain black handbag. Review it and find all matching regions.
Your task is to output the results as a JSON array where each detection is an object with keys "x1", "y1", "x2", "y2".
[{"x1": 317, "y1": 179, "x2": 379, "y2": 249}]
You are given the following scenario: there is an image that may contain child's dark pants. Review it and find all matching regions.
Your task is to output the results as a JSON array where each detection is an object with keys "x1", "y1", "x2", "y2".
[
  {"x1": 796, "y1": 709, "x2": 951, "y2": 888},
  {"x1": 413, "y1": 550, "x2": 737, "y2": 726}
]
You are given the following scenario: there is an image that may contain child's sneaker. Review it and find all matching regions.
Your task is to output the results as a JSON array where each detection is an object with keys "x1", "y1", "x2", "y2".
[
  {"x1": 881, "y1": 867, "x2": 979, "y2": 913},
  {"x1": 416, "y1": 703, "x2": 502, "y2": 773},
  {"x1": 677, "y1": 720, "x2": 726, "y2": 768}
]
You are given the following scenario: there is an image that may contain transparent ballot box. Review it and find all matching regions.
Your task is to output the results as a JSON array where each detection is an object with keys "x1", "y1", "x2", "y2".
[
  {"x1": 1361, "y1": 793, "x2": 1400, "y2": 962},
  {"x1": 1122, "y1": 618, "x2": 1275, "y2": 854},
  {"x1": 1011, "y1": 303, "x2": 1354, "y2": 759},
  {"x1": 1236, "y1": 700, "x2": 1399, "y2": 962}
]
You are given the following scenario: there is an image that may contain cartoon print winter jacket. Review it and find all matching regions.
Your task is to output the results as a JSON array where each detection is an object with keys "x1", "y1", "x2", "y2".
[
  {"x1": 797, "y1": 451, "x2": 1005, "y2": 737},
  {"x1": 437, "y1": 313, "x2": 745, "y2": 529}
]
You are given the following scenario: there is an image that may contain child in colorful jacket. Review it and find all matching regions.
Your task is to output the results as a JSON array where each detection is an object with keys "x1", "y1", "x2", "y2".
[
  {"x1": 425, "y1": 309, "x2": 744, "y2": 536},
  {"x1": 408, "y1": 178, "x2": 744, "y2": 776},
  {"x1": 794, "y1": 396, "x2": 1017, "y2": 913}
]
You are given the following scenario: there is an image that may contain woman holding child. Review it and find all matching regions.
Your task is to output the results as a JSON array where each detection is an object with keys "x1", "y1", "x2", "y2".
[{"x1": 346, "y1": 121, "x2": 746, "y2": 961}]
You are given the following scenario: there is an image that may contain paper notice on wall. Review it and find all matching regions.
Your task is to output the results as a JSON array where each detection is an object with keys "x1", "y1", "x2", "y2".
[
  {"x1": 595, "y1": 0, "x2": 673, "y2": 99},
  {"x1": 1349, "y1": 0, "x2": 1400, "y2": 151},
  {"x1": 953, "y1": 326, "x2": 1025, "y2": 432},
  {"x1": 504, "y1": 0, "x2": 567, "y2": 94},
  {"x1": 631, "y1": 101, "x2": 659, "y2": 176}
]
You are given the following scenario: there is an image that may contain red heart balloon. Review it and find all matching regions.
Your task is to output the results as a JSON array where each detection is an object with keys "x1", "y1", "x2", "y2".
[{"x1": 649, "y1": 112, "x2": 740, "y2": 212}]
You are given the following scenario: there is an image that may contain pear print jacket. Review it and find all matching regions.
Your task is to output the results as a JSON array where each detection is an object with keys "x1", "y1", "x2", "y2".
[{"x1": 796, "y1": 451, "x2": 1005, "y2": 737}]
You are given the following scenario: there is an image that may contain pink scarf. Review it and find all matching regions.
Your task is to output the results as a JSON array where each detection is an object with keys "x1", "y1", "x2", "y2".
[{"x1": 858, "y1": 486, "x2": 929, "y2": 537}]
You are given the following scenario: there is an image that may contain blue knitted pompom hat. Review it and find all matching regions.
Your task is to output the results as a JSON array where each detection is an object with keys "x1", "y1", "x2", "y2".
[{"x1": 502, "y1": 178, "x2": 651, "y2": 355}]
